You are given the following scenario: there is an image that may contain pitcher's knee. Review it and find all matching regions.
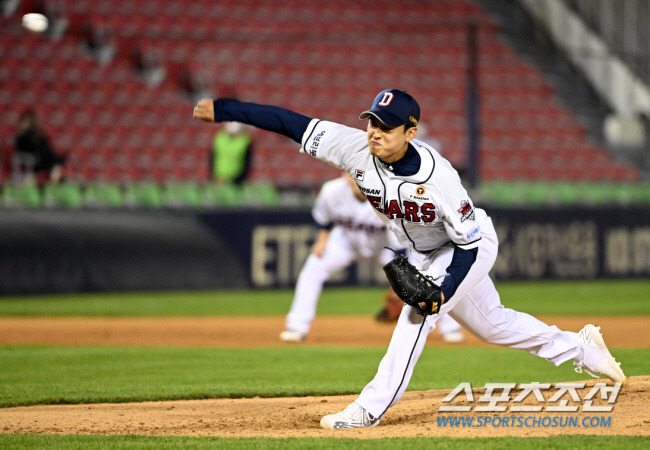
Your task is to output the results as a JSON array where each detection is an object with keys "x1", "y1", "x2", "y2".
[
  {"x1": 475, "y1": 325, "x2": 510, "y2": 343},
  {"x1": 472, "y1": 313, "x2": 517, "y2": 343}
]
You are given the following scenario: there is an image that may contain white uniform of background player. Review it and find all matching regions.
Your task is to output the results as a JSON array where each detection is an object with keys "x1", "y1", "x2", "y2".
[
  {"x1": 193, "y1": 89, "x2": 626, "y2": 430},
  {"x1": 280, "y1": 173, "x2": 463, "y2": 342}
]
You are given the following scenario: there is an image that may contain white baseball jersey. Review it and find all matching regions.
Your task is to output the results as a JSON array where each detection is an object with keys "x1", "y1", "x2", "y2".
[
  {"x1": 311, "y1": 176, "x2": 399, "y2": 259},
  {"x1": 300, "y1": 120, "x2": 482, "y2": 258}
]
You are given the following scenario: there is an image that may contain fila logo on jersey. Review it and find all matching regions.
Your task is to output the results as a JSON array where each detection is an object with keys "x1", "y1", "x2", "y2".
[
  {"x1": 378, "y1": 92, "x2": 394, "y2": 106},
  {"x1": 365, "y1": 195, "x2": 436, "y2": 223},
  {"x1": 355, "y1": 169, "x2": 365, "y2": 180}
]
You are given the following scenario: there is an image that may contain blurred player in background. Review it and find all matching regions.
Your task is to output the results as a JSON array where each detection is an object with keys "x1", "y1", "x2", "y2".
[{"x1": 280, "y1": 172, "x2": 464, "y2": 343}]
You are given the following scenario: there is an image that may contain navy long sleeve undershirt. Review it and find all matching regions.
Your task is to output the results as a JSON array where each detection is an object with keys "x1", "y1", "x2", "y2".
[
  {"x1": 213, "y1": 99, "x2": 311, "y2": 144},
  {"x1": 211, "y1": 98, "x2": 477, "y2": 299},
  {"x1": 439, "y1": 246, "x2": 478, "y2": 301}
]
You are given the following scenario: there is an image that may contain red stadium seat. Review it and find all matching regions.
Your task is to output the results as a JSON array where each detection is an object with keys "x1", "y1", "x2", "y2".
[{"x1": 0, "y1": 0, "x2": 639, "y2": 187}]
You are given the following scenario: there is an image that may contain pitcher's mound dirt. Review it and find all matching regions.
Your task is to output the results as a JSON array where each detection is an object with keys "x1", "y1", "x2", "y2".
[{"x1": 1, "y1": 377, "x2": 648, "y2": 438}]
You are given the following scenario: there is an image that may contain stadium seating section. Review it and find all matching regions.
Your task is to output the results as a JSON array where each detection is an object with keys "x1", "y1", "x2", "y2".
[{"x1": 0, "y1": 0, "x2": 642, "y2": 208}]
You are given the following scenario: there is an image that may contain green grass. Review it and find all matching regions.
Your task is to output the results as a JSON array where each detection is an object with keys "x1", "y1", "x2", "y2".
[
  {"x1": 1, "y1": 345, "x2": 647, "y2": 408},
  {"x1": 0, "y1": 280, "x2": 648, "y2": 316},
  {"x1": 1, "y1": 281, "x2": 648, "y2": 448},
  {"x1": 0, "y1": 435, "x2": 648, "y2": 449},
  {"x1": 496, "y1": 279, "x2": 650, "y2": 315}
]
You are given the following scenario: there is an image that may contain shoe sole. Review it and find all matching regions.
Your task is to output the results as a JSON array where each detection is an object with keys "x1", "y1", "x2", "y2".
[
  {"x1": 442, "y1": 332, "x2": 465, "y2": 343},
  {"x1": 279, "y1": 331, "x2": 305, "y2": 343},
  {"x1": 320, "y1": 416, "x2": 380, "y2": 429},
  {"x1": 584, "y1": 324, "x2": 627, "y2": 384}
]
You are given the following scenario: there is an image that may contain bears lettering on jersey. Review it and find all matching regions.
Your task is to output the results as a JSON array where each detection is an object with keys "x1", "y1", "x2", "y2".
[{"x1": 366, "y1": 195, "x2": 436, "y2": 223}]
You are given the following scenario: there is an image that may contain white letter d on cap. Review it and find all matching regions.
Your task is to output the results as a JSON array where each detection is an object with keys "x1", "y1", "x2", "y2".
[{"x1": 378, "y1": 92, "x2": 394, "y2": 106}]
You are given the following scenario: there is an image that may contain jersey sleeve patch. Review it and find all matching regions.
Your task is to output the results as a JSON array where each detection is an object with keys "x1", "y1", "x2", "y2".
[{"x1": 457, "y1": 200, "x2": 476, "y2": 222}]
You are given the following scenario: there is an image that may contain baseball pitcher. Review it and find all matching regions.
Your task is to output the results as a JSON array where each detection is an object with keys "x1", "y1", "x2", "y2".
[{"x1": 193, "y1": 89, "x2": 625, "y2": 429}]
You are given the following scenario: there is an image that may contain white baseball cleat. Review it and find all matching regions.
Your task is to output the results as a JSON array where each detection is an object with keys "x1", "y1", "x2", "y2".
[
  {"x1": 442, "y1": 331, "x2": 465, "y2": 343},
  {"x1": 279, "y1": 330, "x2": 306, "y2": 343},
  {"x1": 320, "y1": 401, "x2": 380, "y2": 429},
  {"x1": 574, "y1": 324, "x2": 626, "y2": 383}
]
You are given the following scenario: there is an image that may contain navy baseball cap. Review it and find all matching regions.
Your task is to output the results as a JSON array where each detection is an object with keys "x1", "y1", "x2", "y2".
[{"x1": 359, "y1": 89, "x2": 420, "y2": 128}]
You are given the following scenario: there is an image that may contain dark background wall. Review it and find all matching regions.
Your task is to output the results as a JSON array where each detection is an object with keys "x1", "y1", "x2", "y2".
[
  {"x1": 1, "y1": 206, "x2": 648, "y2": 296},
  {"x1": 0, "y1": 209, "x2": 247, "y2": 295}
]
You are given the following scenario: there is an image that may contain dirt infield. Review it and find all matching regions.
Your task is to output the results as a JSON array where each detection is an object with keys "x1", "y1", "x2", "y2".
[
  {"x1": 1, "y1": 315, "x2": 649, "y2": 347},
  {"x1": 1, "y1": 315, "x2": 649, "y2": 438}
]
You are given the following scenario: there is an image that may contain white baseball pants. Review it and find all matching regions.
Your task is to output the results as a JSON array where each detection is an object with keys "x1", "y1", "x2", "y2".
[
  {"x1": 285, "y1": 228, "x2": 359, "y2": 334},
  {"x1": 356, "y1": 214, "x2": 583, "y2": 419}
]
